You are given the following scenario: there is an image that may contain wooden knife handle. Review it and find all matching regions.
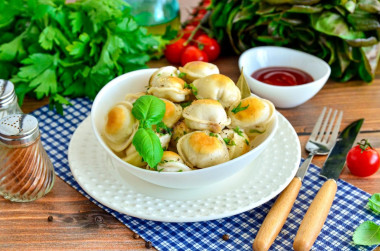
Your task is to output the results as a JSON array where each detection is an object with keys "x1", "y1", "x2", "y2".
[
  {"x1": 293, "y1": 179, "x2": 337, "y2": 251},
  {"x1": 253, "y1": 177, "x2": 302, "y2": 251}
]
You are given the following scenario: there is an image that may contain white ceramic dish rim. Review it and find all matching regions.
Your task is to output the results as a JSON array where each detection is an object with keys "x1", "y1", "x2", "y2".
[
  {"x1": 238, "y1": 46, "x2": 331, "y2": 89},
  {"x1": 91, "y1": 68, "x2": 278, "y2": 177},
  {"x1": 69, "y1": 115, "x2": 301, "y2": 222}
]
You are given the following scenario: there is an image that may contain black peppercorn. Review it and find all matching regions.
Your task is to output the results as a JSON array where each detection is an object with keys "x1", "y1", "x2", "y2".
[
  {"x1": 47, "y1": 215, "x2": 53, "y2": 222},
  {"x1": 145, "y1": 241, "x2": 152, "y2": 249},
  {"x1": 222, "y1": 234, "x2": 229, "y2": 241},
  {"x1": 133, "y1": 233, "x2": 140, "y2": 239}
]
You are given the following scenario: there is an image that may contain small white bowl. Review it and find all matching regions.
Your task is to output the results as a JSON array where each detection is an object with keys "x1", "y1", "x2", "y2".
[
  {"x1": 238, "y1": 46, "x2": 331, "y2": 108},
  {"x1": 91, "y1": 68, "x2": 278, "y2": 189}
]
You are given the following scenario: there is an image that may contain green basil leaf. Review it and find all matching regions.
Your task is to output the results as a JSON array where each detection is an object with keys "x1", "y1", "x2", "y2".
[
  {"x1": 132, "y1": 128, "x2": 163, "y2": 169},
  {"x1": 132, "y1": 95, "x2": 165, "y2": 126},
  {"x1": 353, "y1": 221, "x2": 380, "y2": 246},
  {"x1": 368, "y1": 193, "x2": 380, "y2": 214}
]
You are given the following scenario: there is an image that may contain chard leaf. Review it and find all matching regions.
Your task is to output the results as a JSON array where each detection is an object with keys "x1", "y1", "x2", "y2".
[
  {"x1": 353, "y1": 221, "x2": 380, "y2": 246},
  {"x1": 313, "y1": 11, "x2": 364, "y2": 40}
]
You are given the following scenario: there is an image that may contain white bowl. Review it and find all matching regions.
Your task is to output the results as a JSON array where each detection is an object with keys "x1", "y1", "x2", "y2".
[
  {"x1": 238, "y1": 46, "x2": 331, "y2": 108},
  {"x1": 91, "y1": 68, "x2": 278, "y2": 189}
]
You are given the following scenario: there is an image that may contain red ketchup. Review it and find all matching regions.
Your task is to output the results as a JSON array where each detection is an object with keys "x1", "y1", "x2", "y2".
[{"x1": 251, "y1": 67, "x2": 313, "y2": 86}]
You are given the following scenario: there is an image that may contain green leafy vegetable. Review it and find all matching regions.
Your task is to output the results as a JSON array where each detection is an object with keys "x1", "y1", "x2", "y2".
[
  {"x1": 231, "y1": 102, "x2": 249, "y2": 114},
  {"x1": 353, "y1": 221, "x2": 380, "y2": 246},
  {"x1": 131, "y1": 95, "x2": 166, "y2": 169},
  {"x1": 132, "y1": 128, "x2": 163, "y2": 169},
  {"x1": 233, "y1": 126, "x2": 244, "y2": 137},
  {"x1": 184, "y1": 83, "x2": 198, "y2": 96},
  {"x1": 0, "y1": 0, "x2": 175, "y2": 114},
  {"x1": 132, "y1": 95, "x2": 166, "y2": 127},
  {"x1": 223, "y1": 138, "x2": 236, "y2": 146},
  {"x1": 204, "y1": 0, "x2": 380, "y2": 82},
  {"x1": 368, "y1": 193, "x2": 380, "y2": 214}
]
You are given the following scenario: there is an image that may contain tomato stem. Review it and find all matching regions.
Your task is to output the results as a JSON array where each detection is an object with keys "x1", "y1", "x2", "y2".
[
  {"x1": 184, "y1": 11, "x2": 211, "y2": 46},
  {"x1": 357, "y1": 139, "x2": 373, "y2": 152}
]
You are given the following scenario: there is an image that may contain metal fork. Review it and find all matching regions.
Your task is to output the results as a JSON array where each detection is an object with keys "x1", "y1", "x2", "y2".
[{"x1": 253, "y1": 107, "x2": 343, "y2": 251}]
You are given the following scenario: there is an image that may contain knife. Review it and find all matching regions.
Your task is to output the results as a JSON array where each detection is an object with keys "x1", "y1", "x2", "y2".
[{"x1": 293, "y1": 118, "x2": 364, "y2": 251}]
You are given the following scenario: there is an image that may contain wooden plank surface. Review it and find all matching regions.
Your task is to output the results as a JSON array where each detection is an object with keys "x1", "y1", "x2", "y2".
[{"x1": 2, "y1": 1, "x2": 380, "y2": 250}]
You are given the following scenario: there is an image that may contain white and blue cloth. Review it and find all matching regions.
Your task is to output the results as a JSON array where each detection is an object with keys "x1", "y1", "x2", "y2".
[{"x1": 32, "y1": 98, "x2": 379, "y2": 251}]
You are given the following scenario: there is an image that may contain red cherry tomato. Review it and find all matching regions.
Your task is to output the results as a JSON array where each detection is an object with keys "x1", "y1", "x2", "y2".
[
  {"x1": 164, "y1": 38, "x2": 187, "y2": 64},
  {"x1": 182, "y1": 25, "x2": 203, "y2": 40},
  {"x1": 346, "y1": 139, "x2": 380, "y2": 177},
  {"x1": 180, "y1": 45, "x2": 209, "y2": 66},
  {"x1": 195, "y1": 34, "x2": 220, "y2": 61}
]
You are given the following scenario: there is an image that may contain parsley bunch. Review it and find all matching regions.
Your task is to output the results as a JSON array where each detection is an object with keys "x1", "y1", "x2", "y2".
[{"x1": 0, "y1": 0, "x2": 172, "y2": 114}]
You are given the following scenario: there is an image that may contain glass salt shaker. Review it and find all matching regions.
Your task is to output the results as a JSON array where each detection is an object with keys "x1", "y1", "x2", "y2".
[
  {"x1": 0, "y1": 114, "x2": 55, "y2": 202},
  {"x1": 0, "y1": 79, "x2": 23, "y2": 119}
]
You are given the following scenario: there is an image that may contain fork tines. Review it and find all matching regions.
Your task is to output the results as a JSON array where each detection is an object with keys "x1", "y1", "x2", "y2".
[{"x1": 311, "y1": 107, "x2": 343, "y2": 146}]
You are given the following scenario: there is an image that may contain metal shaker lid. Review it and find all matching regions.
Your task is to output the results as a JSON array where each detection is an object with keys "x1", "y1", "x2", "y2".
[
  {"x1": 0, "y1": 80, "x2": 17, "y2": 108},
  {"x1": 0, "y1": 114, "x2": 40, "y2": 146}
]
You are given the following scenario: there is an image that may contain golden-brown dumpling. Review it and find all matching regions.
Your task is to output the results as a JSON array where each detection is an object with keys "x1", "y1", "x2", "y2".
[
  {"x1": 228, "y1": 96, "x2": 275, "y2": 137},
  {"x1": 177, "y1": 131, "x2": 229, "y2": 168},
  {"x1": 147, "y1": 76, "x2": 191, "y2": 102},
  {"x1": 220, "y1": 129, "x2": 250, "y2": 159},
  {"x1": 161, "y1": 99, "x2": 182, "y2": 128},
  {"x1": 104, "y1": 101, "x2": 137, "y2": 152},
  {"x1": 192, "y1": 74, "x2": 241, "y2": 108},
  {"x1": 149, "y1": 66, "x2": 178, "y2": 86},
  {"x1": 149, "y1": 151, "x2": 192, "y2": 172},
  {"x1": 182, "y1": 99, "x2": 230, "y2": 133},
  {"x1": 170, "y1": 119, "x2": 193, "y2": 148},
  {"x1": 179, "y1": 61, "x2": 219, "y2": 82},
  {"x1": 125, "y1": 92, "x2": 146, "y2": 104}
]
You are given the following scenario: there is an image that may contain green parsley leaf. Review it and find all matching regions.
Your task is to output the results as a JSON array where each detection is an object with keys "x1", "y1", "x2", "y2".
[
  {"x1": 233, "y1": 126, "x2": 244, "y2": 137},
  {"x1": 249, "y1": 128, "x2": 266, "y2": 134},
  {"x1": 132, "y1": 95, "x2": 166, "y2": 127},
  {"x1": 132, "y1": 128, "x2": 163, "y2": 170},
  {"x1": 209, "y1": 132, "x2": 218, "y2": 137},
  {"x1": 231, "y1": 102, "x2": 249, "y2": 114},
  {"x1": 184, "y1": 83, "x2": 198, "y2": 96},
  {"x1": 353, "y1": 221, "x2": 380, "y2": 246},
  {"x1": 178, "y1": 72, "x2": 187, "y2": 79},
  {"x1": 180, "y1": 101, "x2": 192, "y2": 108},
  {"x1": 223, "y1": 138, "x2": 236, "y2": 146},
  {"x1": 368, "y1": 193, "x2": 380, "y2": 214}
]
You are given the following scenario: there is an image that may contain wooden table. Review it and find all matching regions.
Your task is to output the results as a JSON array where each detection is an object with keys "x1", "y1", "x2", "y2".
[
  {"x1": 1, "y1": 2, "x2": 380, "y2": 251},
  {"x1": 1, "y1": 55, "x2": 379, "y2": 250}
]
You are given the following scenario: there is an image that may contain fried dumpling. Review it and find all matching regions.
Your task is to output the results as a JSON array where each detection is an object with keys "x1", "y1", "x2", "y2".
[
  {"x1": 192, "y1": 74, "x2": 241, "y2": 108},
  {"x1": 147, "y1": 76, "x2": 191, "y2": 102},
  {"x1": 170, "y1": 119, "x2": 193, "y2": 149},
  {"x1": 228, "y1": 96, "x2": 275, "y2": 137},
  {"x1": 177, "y1": 131, "x2": 229, "y2": 168},
  {"x1": 125, "y1": 92, "x2": 146, "y2": 104},
  {"x1": 149, "y1": 66, "x2": 178, "y2": 86},
  {"x1": 182, "y1": 99, "x2": 230, "y2": 133},
  {"x1": 161, "y1": 99, "x2": 182, "y2": 128},
  {"x1": 104, "y1": 101, "x2": 137, "y2": 152},
  {"x1": 179, "y1": 61, "x2": 219, "y2": 82},
  {"x1": 220, "y1": 129, "x2": 250, "y2": 159},
  {"x1": 149, "y1": 151, "x2": 192, "y2": 172}
]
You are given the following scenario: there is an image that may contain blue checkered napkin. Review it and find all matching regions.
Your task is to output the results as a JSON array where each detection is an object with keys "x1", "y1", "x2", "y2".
[{"x1": 32, "y1": 98, "x2": 379, "y2": 251}]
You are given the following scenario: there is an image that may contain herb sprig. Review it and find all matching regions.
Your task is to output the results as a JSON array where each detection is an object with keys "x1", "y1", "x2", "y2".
[
  {"x1": 132, "y1": 95, "x2": 166, "y2": 169},
  {"x1": 0, "y1": 0, "x2": 175, "y2": 114},
  {"x1": 231, "y1": 102, "x2": 249, "y2": 114}
]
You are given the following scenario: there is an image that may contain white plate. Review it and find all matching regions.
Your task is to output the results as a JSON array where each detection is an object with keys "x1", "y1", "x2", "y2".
[{"x1": 68, "y1": 114, "x2": 300, "y2": 222}]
